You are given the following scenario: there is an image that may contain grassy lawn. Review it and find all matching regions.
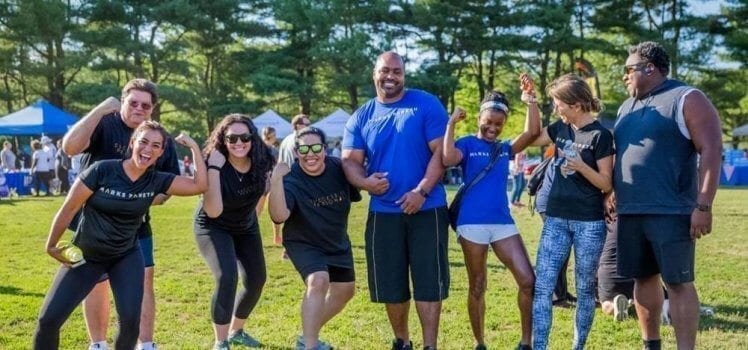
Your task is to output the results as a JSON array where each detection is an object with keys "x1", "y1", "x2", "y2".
[{"x1": 0, "y1": 188, "x2": 746, "y2": 349}]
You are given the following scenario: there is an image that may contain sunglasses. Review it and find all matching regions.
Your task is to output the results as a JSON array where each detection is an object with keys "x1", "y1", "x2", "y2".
[
  {"x1": 296, "y1": 143, "x2": 324, "y2": 155},
  {"x1": 225, "y1": 133, "x2": 252, "y2": 144},
  {"x1": 623, "y1": 62, "x2": 648, "y2": 75},
  {"x1": 128, "y1": 100, "x2": 153, "y2": 111}
]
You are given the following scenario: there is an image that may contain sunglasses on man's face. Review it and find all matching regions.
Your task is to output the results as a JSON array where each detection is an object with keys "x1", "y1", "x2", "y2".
[
  {"x1": 623, "y1": 62, "x2": 648, "y2": 75},
  {"x1": 128, "y1": 100, "x2": 153, "y2": 111},
  {"x1": 225, "y1": 133, "x2": 252, "y2": 144},
  {"x1": 296, "y1": 143, "x2": 324, "y2": 155}
]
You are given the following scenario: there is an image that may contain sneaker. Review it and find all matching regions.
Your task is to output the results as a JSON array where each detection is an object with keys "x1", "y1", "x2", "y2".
[
  {"x1": 137, "y1": 342, "x2": 158, "y2": 350},
  {"x1": 613, "y1": 294, "x2": 629, "y2": 321},
  {"x1": 423, "y1": 347, "x2": 437, "y2": 350},
  {"x1": 228, "y1": 329, "x2": 262, "y2": 347},
  {"x1": 392, "y1": 338, "x2": 413, "y2": 350},
  {"x1": 700, "y1": 306, "x2": 715, "y2": 317},
  {"x1": 517, "y1": 344, "x2": 532, "y2": 350},
  {"x1": 296, "y1": 335, "x2": 333, "y2": 350},
  {"x1": 661, "y1": 300, "x2": 671, "y2": 326},
  {"x1": 214, "y1": 340, "x2": 230, "y2": 350},
  {"x1": 88, "y1": 342, "x2": 109, "y2": 350},
  {"x1": 475, "y1": 345, "x2": 487, "y2": 350}
]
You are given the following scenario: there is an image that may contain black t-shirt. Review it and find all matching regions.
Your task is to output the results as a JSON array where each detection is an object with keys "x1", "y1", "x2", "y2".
[
  {"x1": 545, "y1": 120, "x2": 614, "y2": 221},
  {"x1": 78, "y1": 113, "x2": 180, "y2": 238},
  {"x1": 194, "y1": 163, "x2": 267, "y2": 233},
  {"x1": 74, "y1": 160, "x2": 175, "y2": 262},
  {"x1": 281, "y1": 157, "x2": 361, "y2": 257}
]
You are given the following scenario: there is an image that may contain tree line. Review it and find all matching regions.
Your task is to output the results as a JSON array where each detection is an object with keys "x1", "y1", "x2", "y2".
[{"x1": 0, "y1": 0, "x2": 745, "y2": 144}]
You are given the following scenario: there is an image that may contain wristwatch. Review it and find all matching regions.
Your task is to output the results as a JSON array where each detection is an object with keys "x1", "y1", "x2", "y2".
[
  {"x1": 696, "y1": 203, "x2": 711, "y2": 212},
  {"x1": 416, "y1": 188, "x2": 429, "y2": 198}
]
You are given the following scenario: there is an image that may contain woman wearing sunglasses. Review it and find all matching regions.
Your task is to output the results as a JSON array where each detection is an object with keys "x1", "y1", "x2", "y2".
[
  {"x1": 193, "y1": 114, "x2": 275, "y2": 350},
  {"x1": 268, "y1": 127, "x2": 360, "y2": 350}
]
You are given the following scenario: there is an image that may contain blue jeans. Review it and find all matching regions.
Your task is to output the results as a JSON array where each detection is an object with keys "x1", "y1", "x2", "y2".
[
  {"x1": 532, "y1": 216, "x2": 606, "y2": 350},
  {"x1": 511, "y1": 173, "x2": 525, "y2": 203}
]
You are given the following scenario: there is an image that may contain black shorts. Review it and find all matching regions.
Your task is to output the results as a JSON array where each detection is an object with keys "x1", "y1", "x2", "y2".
[
  {"x1": 597, "y1": 218, "x2": 634, "y2": 301},
  {"x1": 617, "y1": 214, "x2": 695, "y2": 284},
  {"x1": 285, "y1": 242, "x2": 355, "y2": 283},
  {"x1": 365, "y1": 207, "x2": 450, "y2": 303}
]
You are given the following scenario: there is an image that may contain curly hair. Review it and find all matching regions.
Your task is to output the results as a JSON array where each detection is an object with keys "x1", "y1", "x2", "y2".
[
  {"x1": 628, "y1": 41, "x2": 670, "y2": 76},
  {"x1": 203, "y1": 114, "x2": 274, "y2": 187},
  {"x1": 547, "y1": 74, "x2": 603, "y2": 113}
]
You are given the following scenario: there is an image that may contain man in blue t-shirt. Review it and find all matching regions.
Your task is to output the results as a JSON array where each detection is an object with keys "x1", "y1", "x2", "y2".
[
  {"x1": 342, "y1": 51, "x2": 449, "y2": 350},
  {"x1": 62, "y1": 79, "x2": 178, "y2": 350}
]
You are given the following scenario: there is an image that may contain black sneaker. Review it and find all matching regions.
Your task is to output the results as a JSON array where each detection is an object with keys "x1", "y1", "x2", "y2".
[
  {"x1": 517, "y1": 343, "x2": 532, "y2": 350},
  {"x1": 391, "y1": 338, "x2": 413, "y2": 350},
  {"x1": 475, "y1": 345, "x2": 487, "y2": 350},
  {"x1": 423, "y1": 347, "x2": 436, "y2": 350}
]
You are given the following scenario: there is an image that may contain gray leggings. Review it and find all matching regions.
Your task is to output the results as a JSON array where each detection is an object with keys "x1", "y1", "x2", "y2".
[
  {"x1": 194, "y1": 226, "x2": 266, "y2": 325},
  {"x1": 34, "y1": 248, "x2": 144, "y2": 350}
]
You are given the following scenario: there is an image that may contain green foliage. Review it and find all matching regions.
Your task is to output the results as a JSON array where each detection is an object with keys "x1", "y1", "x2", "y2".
[{"x1": 1, "y1": 189, "x2": 747, "y2": 348}]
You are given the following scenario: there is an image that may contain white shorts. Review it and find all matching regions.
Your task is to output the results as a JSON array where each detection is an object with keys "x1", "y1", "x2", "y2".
[{"x1": 456, "y1": 224, "x2": 519, "y2": 245}]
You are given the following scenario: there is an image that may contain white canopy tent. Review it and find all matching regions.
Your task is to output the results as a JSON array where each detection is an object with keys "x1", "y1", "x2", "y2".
[
  {"x1": 253, "y1": 109, "x2": 293, "y2": 139},
  {"x1": 311, "y1": 108, "x2": 351, "y2": 138},
  {"x1": 733, "y1": 124, "x2": 748, "y2": 137}
]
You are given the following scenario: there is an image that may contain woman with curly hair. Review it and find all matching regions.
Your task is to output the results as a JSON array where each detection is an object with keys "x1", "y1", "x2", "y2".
[{"x1": 193, "y1": 114, "x2": 275, "y2": 350}]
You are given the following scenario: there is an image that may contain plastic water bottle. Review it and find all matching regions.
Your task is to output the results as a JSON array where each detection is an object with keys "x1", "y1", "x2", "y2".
[
  {"x1": 56, "y1": 241, "x2": 85, "y2": 267},
  {"x1": 562, "y1": 140, "x2": 577, "y2": 177}
]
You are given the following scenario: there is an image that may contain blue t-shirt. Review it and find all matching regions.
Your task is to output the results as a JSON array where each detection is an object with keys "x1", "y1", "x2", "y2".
[
  {"x1": 455, "y1": 136, "x2": 515, "y2": 225},
  {"x1": 342, "y1": 89, "x2": 448, "y2": 213}
]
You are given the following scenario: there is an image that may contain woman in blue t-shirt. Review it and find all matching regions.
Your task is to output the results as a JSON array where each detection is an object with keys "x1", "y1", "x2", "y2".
[
  {"x1": 442, "y1": 73, "x2": 541, "y2": 350},
  {"x1": 35, "y1": 121, "x2": 207, "y2": 350},
  {"x1": 193, "y1": 114, "x2": 275, "y2": 350},
  {"x1": 529, "y1": 74, "x2": 614, "y2": 350}
]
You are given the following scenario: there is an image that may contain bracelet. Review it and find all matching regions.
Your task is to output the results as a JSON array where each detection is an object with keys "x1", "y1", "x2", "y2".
[{"x1": 208, "y1": 165, "x2": 222, "y2": 171}]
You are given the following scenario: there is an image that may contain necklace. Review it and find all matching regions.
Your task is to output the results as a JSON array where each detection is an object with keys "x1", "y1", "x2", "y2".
[{"x1": 229, "y1": 160, "x2": 250, "y2": 183}]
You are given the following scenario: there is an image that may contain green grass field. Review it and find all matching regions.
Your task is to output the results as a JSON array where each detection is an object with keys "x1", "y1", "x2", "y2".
[{"x1": 1, "y1": 188, "x2": 746, "y2": 349}]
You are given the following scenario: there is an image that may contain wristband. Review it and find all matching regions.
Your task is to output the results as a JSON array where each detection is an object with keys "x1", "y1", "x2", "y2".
[{"x1": 208, "y1": 165, "x2": 222, "y2": 172}]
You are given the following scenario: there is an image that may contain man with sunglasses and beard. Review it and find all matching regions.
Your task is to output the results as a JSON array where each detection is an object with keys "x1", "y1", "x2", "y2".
[
  {"x1": 613, "y1": 41, "x2": 722, "y2": 350},
  {"x1": 342, "y1": 51, "x2": 449, "y2": 350},
  {"x1": 62, "y1": 79, "x2": 180, "y2": 350}
]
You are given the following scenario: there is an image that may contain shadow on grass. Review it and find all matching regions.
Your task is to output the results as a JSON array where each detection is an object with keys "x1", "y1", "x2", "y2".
[
  {"x1": 698, "y1": 304, "x2": 748, "y2": 332},
  {"x1": 0, "y1": 285, "x2": 45, "y2": 298}
]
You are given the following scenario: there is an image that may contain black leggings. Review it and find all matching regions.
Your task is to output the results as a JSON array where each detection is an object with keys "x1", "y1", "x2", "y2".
[
  {"x1": 34, "y1": 249, "x2": 144, "y2": 350},
  {"x1": 195, "y1": 226, "x2": 266, "y2": 325}
]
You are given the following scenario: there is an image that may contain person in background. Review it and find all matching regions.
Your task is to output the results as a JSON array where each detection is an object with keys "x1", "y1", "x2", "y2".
[
  {"x1": 62, "y1": 78, "x2": 180, "y2": 350},
  {"x1": 55, "y1": 140, "x2": 71, "y2": 195},
  {"x1": 257, "y1": 126, "x2": 283, "y2": 246},
  {"x1": 442, "y1": 73, "x2": 541, "y2": 350},
  {"x1": 34, "y1": 122, "x2": 206, "y2": 350},
  {"x1": 269, "y1": 127, "x2": 359, "y2": 350},
  {"x1": 194, "y1": 114, "x2": 275, "y2": 350},
  {"x1": 510, "y1": 151, "x2": 526, "y2": 207},
  {"x1": 534, "y1": 144, "x2": 577, "y2": 308},
  {"x1": 279, "y1": 115, "x2": 312, "y2": 166},
  {"x1": 31, "y1": 139, "x2": 53, "y2": 196},
  {"x1": 529, "y1": 74, "x2": 614, "y2": 350},
  {"x1": 183, "y1": 155, "x2": 193, "y2": 176},
  {"x1": 1, "y1": 140, "x2": 17, "y2": 171},
  {"x1": 614, "y1": 41, "x2": 722, "y2": 350}
]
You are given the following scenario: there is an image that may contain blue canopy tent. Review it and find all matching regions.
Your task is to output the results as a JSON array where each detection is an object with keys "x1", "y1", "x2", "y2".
[{"x1": 0, "y1": 100, "x2": 79, "y2": 136}]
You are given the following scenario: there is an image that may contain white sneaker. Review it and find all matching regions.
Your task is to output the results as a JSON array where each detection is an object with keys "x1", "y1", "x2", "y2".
[
  {"x1": 88, "y1": 342, "x2": 109, "y2": 350},
  {"x1": 137, "y1": 342, "x2": 158, "y2": 350},
  {"x1": 661, "y1": 299, "x2": 672, "y2": 326},
  {"x1": 613, "y1": 294, "x2": 629, "y2": 321}
]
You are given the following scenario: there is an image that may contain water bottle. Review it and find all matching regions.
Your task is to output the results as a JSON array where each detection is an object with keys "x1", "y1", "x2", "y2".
[
  {"x1": 56, "y1": 241, "x2": 85, "y2": 267},
  {"x1": 562, "y1": 140, "x2": 577, "y2": 177}
]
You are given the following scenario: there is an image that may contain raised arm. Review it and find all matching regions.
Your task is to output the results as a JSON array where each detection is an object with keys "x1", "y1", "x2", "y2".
[
  {"x1": 683, "y1": 90, "x2": 722, "y2": 239},
  {"x1": 62, "y1": 97, "x2": 121, "y2": 156},
  {"x1": 165, "y1": 133, "x2": 207, "y2": 196},
  {"x1": 511, "y1": 73, "x2": 542, "y2": 154},
  {"x1": 268, "y1": 162, "x2": 292, "y2": 224},
  {"x1": 45, "y1": 179, "x2": 94, "y2": 265},
  {"x1": 443, "y1": 107, "x2": 465, "y2": 167},
  {"x1": 201, "y1": 150, "x2": 225, "y2": 218}
]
